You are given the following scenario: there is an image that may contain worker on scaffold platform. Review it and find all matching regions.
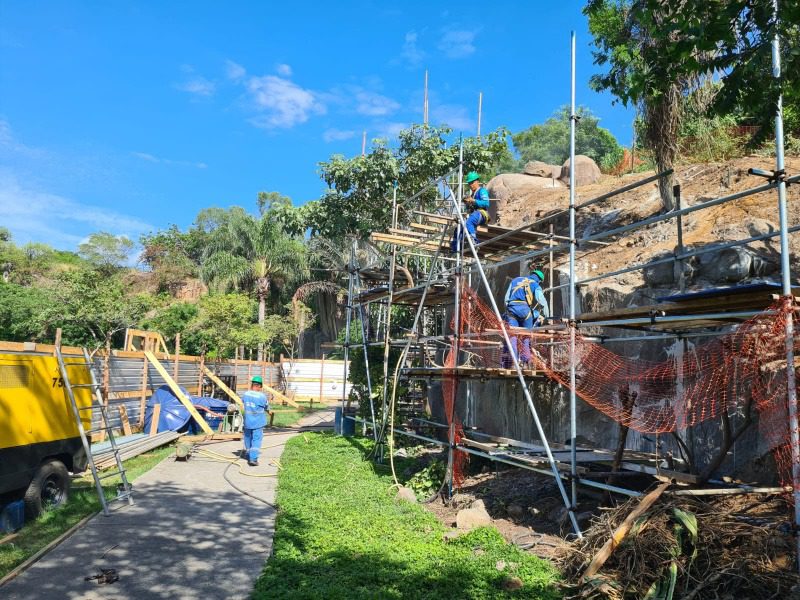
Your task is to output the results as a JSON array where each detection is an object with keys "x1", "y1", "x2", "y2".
[
  {"x1": 501, "y1": 266, "x2": 550, "y2": 368},
  {"x1": 451, "y1": 171, "x2": 490, "y2": 252}
]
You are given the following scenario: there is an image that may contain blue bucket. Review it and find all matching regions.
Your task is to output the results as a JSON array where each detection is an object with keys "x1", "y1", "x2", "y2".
[
  {"x1": 334, "y1": 407, "x2": 355, "y2": 436},
  {"x1": 0, "y1": 500, "x2": 24, "y2": 533}
]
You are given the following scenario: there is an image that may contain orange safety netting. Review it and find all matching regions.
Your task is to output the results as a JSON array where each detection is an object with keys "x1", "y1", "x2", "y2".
[{"x1": 441, "y1": 286, "x2": 800, "y2": 489}]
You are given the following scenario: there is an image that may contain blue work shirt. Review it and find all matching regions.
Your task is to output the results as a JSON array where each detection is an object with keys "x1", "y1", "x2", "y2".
[
  {"x1": 504, "y1": 276, "x2": 550, "y2": 318},
  {"x1": 242, "y1": 390, "x2": 269, "y2": 430},
  {"x1": 470, "y1": 186, "x2": 490, "y2": 210}
]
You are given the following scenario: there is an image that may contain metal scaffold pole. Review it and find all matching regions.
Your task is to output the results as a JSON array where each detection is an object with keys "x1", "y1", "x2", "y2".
[
  {"x1": 340, "y1": 241, "x2": 356, "y2": 434},
  {"x1": 448, "y1": 142, "x2": 465, "y2": 497},
  {"x1": 771, "y1": 0, "x2": 800, "y2": 573},
  {"x1": 443, "y1": 179, "x2": 583, "y2": 537},
  {"x1": 568, "y1": 30, "x2": 579, "y2": 513},
  {"x1": 355, "y1": 272, "x2": 377, "y2": 441}
]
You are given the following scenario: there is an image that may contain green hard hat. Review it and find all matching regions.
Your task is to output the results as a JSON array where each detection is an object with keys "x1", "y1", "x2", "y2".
[
  {"x1": 465, "y1": 171, "x2": 481, "y2": 184},
  {"x1": 251, "y1": 376, "x2": 263, "y2": 385},
  {"x1": 533, "y1": 270, "x2": 545, "y2": 282}
]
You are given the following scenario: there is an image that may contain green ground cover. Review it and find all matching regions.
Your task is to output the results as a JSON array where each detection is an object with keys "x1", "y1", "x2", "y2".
[
  {"x1": 0, "y1": 444, "x2": 175, "y2": 578},
  {"x1": 255, "y1": 433, "x2": 560, "y2": 599}
]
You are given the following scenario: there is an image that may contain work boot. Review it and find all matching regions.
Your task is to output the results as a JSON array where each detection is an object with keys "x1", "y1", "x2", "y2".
[{"x1": 248, "y1": 460, "x2": 259, "y2": 467}]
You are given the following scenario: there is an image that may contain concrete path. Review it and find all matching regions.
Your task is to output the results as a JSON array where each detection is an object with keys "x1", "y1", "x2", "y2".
[{"x1": 2, "y1": 409, "x2": 334, "y2": 600}]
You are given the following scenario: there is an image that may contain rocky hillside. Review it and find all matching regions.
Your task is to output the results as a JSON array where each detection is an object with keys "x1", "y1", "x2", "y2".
[{"x1": 490, "y1": 155, "x2": 800, "y2": 314}]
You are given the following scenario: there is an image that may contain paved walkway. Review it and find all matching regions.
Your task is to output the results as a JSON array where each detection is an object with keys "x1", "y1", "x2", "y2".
[{"x1": 2, "y1": 409, "x2": 334, "y2": 600}]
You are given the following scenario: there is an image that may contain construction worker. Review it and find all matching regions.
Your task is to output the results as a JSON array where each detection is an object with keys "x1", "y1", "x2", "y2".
[
  {"x1": 242, "y1": 376, "x2": 269, "y2": 466},
  {"x1": 502, "y1": 267, "x2": 550, "y2": 367},
  {"x1": 450, "y1": 171, "x2": 490, "y2": 252}
]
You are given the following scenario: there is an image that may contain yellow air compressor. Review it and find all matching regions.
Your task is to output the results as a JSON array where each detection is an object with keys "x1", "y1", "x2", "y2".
[{"x1": 0, "y1": 352, "x2": 93, "y2": 519}]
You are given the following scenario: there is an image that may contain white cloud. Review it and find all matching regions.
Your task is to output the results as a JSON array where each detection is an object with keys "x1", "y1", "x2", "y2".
[
  {"x1": 0, "y1": 170, "x2": 155, "y2": 249},
  {"x1": 276, "y1": 63, "x2": 292, "y2": 77},
  {"x1": 175, "y1": 66, "x2": 216, "y2": 96},
  {"x1": 225, "y1": 60, "x2": 246, "y2": 81},
  {"x1": 175, "y1": 77, "x2": 216, "y2": 96},
  {"x1": 323, "y1": 128, "x2": 357, "y2": 143},
  {"x1": 245, "y1": 75, "x2": 325, "y2": 129},
  {"x1": 132, "y1": 151, "x2": 207, "y2": 169},
  {"x1": 431, "y1": 104, "x2": 473, "y2": 131},
  {"x1": 401, "y1": 31, "x2": 425, "y2": 65},
  {"x1": 354, "y1": 90, "x2": 400, "y2": 117},
  {"x1": 438, "y1": 29, "x2": 476, "y2": 59}
]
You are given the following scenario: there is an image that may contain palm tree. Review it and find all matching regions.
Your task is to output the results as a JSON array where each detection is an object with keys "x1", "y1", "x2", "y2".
[{"x1": 201, "y1": 208, "x2": 308, "y2": 360}]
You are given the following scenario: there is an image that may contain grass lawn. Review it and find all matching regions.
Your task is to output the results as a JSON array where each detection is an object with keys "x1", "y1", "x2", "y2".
[
  {"x1": 254, "y1": 433, "x2": 561, "y2": 599},
  {"x1": 0, "y1": 444, "x2": 175, "y2": 579},
  {"x1": 270, "y1": 405, "x2": 327, "y2": 428}
]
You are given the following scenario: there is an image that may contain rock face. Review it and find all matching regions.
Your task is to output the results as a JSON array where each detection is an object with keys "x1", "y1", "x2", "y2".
[
  {"x1": 456, "y1": 499, "x2": 493, "y2": 529},
  {"x1": 523, "y1": 160, "x2": 561, "y2": 178},
  {"x1": 487, "y1": 173, "x2": 564, "y2": 221},
  {"x1": 560, "y1": 155, "x2": 602, "y2": 187}
]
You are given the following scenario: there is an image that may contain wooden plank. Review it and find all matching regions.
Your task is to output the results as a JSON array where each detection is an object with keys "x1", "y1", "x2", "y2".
[
  {"x1": 118, "y1": 405, "x2": 132, "y2": 436},
  {"x1": 144, "y1": 350, "x2": 213, "y2": 434},
  {"x1": 148, "y1": 403, "x2": 161, "y2": 437},
  {"x1": 202, "y1": 366, "x2": 244, "y2": 409},
  {"x1": 409, "y1": 222, "x2": 442, "y2": 233},
  {"x1": 582, "y1": 482, "x2": 670, "y2": 580},
  {"x1": 263, "y1": 383, "x2": 302, "y2": 409}
]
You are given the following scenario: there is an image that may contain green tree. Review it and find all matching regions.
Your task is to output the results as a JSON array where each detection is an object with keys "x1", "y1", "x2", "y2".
[
  {"x1": 585, "y1": 0, "x2": 686, "y2": 211},
  {"x1": 302, "y1": 124, "x2": 510, "y2": 239},
  {"x1": 0, "y1": 283, "x2": 52, "y2": 341},
  {"x1": 139, "y1": 225, "x2": 202, "y2": 293},
  {"x1": 200, "y1": 207, "x2": 308, "y2": 359},
  {"x1": 511, "y1": 106, "x2": 624, "y2": 171},
  {"x1": 78, "y1": 232, "x2": 135, "y2": 272},
  {"x1": 187, "y1": 293, "x2": 260, "y2": 358},
  {"x1": 585, "y1": 0, "x2": 800, "y2": 209},
  {"x1": 37, "y1": 268, "x2": 151, "y2": 348},
  {"x1": 140, "y1": 300, "x2": 202, "y2": 353}
]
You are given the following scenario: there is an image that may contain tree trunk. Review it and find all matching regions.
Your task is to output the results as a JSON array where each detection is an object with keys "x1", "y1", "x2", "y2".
[
  {"x1": 257, "y1": 277, "x2": 270, "y2": 362},
  {"x1": 644, "y1": 83, "x2": 682, "y2": 213}
]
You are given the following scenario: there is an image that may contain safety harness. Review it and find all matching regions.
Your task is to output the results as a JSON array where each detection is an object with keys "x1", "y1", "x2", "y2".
[{"x1": 507, "y1": 277, "x2": 541, "y2": 320}]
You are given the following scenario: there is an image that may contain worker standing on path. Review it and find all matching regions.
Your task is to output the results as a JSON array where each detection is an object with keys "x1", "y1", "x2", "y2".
[
  {"x1": 451, "y1": 171, "x2": 490, "y2": 252},
  {"x1": 242, "y1": 376, "x2": 269, "y2": 466},
  {"x1": 502, "y1": 266, "x2": 550, "y2": 367}
]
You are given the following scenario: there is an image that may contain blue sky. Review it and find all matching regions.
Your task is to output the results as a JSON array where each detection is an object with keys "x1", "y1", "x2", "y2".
[{"x1": 0, "y1": 0, "x2": 634, "y2": 252}]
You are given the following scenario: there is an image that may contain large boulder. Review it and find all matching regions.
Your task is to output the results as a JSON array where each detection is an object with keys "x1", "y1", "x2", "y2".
[
  {"x1": 523, "y1": 160, "x2": 561, "y2": 178},
  {"x1": 456, "y1": 499, "x2": 493, "y2": 530},
  {"x1": 698, "y1": 246, "x2": 777, "y2": 283},
  {"x1": 560, "y1": 155, "x2": 602, "y2": 187}
]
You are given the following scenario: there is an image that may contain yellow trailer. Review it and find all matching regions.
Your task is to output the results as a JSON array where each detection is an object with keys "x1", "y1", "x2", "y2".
[{"x1": 0, "y1": 353, "x2": 93, "y2": 518}]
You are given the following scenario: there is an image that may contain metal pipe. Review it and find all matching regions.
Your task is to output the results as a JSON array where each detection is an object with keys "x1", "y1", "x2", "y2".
[
  {"x1": 356, "y1": 289, "x2": 377, "y2": 441},
  {"x1": 549, "y1": 222, "x2": 800, "y2": 293},
  {"x1": 381, "y1": 187, "x2": 399, "y2": 421},
  {"x1": 772, "y1": 0, "x2": 800, "y2": 574},
  {"x1": 581, "y1": 175, "x2": 800, "y2": 246},
  {"x1": 444, "y1": 178, "x2": 583, "y2": 537},
  {"x1": 568, "y1": 30, "x2": 579, "y2": 513},
  {"x1": 340, "y1": 242, "x2": 356, "y2": 434},
  {"x1": 579, "y1": 309, "x2": 771, "y2": 329}
]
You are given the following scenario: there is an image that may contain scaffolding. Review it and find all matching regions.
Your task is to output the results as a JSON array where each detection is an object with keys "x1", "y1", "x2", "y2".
[{"x1": 337, "y1": 31, "x2": 800, "y2": 544}]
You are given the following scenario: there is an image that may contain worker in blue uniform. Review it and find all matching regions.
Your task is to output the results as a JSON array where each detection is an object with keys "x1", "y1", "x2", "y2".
[
  {"x1": 502, "y1": 268, "x2": 550, "y2": 367},
  {"x1": 451, "y1": 171, "x2": 490, "y2": 252},
  {"x1": 242, "y1": 376, "x2": 269, "y2": 466}
]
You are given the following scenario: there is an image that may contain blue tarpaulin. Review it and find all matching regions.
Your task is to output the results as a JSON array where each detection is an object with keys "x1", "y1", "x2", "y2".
[{"x1": 143, "y1": 385, "x2": 231, "y2": 434}]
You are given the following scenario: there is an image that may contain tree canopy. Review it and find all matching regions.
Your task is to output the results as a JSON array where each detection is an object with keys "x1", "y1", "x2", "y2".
[{"x1": 510, "y1": 106, "x2": 623, "y2": 171}]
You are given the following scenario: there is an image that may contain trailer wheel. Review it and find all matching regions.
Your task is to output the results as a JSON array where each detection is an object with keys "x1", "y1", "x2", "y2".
[{"x1": 23, "y1": 460, "x2": 71, "y2": 519}]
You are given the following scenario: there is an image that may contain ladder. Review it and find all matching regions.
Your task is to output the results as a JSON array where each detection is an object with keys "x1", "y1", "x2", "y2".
[{"x1": 56, "y1": 347, "x2": 134, "y2": 516}]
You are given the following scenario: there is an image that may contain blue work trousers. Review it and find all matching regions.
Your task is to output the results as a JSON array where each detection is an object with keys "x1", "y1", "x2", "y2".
[
  {"x1": 243, "y1": 427, "x2": 264, "y2": 462},
  {"x1": 502, "y1": 304, "x2": 535, "y2": 367},
  {"x1": 450, "y1": 211, "x2": 486, "y2": 252}
]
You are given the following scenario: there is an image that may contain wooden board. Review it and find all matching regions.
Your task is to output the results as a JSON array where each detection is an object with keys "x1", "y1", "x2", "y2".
[{"x1": 144, "y1": 351, "x2": 213, "y2": 434}]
